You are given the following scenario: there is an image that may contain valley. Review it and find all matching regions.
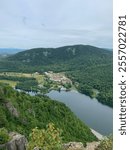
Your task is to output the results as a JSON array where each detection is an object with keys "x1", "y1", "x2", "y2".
[
  {"x1": 0, "y1": 45, "x2": 113, "y2": 106},
  {"x1": 0, "y1": 70, "x2": 112, "y2": 135}
]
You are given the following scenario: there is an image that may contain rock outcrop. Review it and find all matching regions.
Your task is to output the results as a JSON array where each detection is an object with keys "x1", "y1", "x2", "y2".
[
  {"x1": 63, "y1": 142, "x2": 84, "y2": 150},
  {"x1": 0, "y1": 132, "x2": 27, "y2": 150},
  {"x1": 62, "y1": 141, "x2": 100, "y2": 150},
  {"x1": 5, "y1": 101, "x2": 19, "y2": 118},
  {"x1": 85, "y1": 142, "x2": 100, "y2": 150}
]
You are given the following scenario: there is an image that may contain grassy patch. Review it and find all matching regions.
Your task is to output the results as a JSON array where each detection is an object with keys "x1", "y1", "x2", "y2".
[
  {"x1": 0, "y1": 72, "x2": 45, "y2": 86},
  {"x1": 0, "y1": 80, "x2": 17, "y2": 87}
]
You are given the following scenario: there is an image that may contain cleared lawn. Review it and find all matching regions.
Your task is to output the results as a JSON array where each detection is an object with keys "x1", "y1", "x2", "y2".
[
  {"x1": 0, "y1": 72, "x2": 32, "y2": 77},
  {"x1": 0, "y1": 80, "x2": 17, "y2": 87}
]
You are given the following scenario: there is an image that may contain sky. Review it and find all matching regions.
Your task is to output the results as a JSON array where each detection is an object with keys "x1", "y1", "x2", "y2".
[{"x1": 0, "y1": 0, "x2": 113, "y2": 49}]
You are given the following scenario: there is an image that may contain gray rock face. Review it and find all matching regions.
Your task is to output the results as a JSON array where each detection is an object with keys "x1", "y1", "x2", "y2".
[
  {"x1": 63, "y1": 141, "x2": 100, "y2": 150},
  {"x1": 0, "y1": 132, "x2": 27, "y2": 150},
  {"x1": 5, "y1": 101, "x2": 19, "y2": 118},
  {"x1": 85, "y1": 142, "x2": 100, "y2": 150},
  {"x1": 63, "y1": 142, "x2": 84, "y2": 150}
]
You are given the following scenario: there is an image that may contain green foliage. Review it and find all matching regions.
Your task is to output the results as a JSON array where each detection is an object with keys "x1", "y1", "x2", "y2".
[
  {"x1": 63, "y1": 83, "x2": 72, "y2": 90},
  {"x1": 15, "y1": 79, "x2": 38, "y2": 92},
  {"x1": 0, "y1": 128, "x2": 10, "y2": 144},
  {"x1": 27, "y1": 123, "x2": 62, "y2": 150},
  {"x1": 96, "y1": 136, "x2": 113, "y2": 150},
  {"x1": 0, "y1": 109, "x2": 8, "y2": 127},
  {"x1": 68, "y1": 64, "x2": 113, "y2": 107}
]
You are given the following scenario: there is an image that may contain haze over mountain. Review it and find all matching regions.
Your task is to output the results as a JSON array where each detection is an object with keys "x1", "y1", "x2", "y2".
[{"x1": 0, "y1": 48, "x2": 24, "y2": 55}]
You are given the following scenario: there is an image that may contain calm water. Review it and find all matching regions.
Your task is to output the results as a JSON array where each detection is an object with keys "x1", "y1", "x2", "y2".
[{"x1": 46, "y1": 90, "x2": 113, "y2": 135}]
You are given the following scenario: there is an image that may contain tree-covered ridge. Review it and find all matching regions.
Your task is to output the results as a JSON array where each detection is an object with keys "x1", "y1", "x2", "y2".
[
  {"x1": 7, "y1": 45, "x2": 111, "y2": 66},
  {"x1": 0, "y1": 83, "x2": 97, "y2": 143},
  {"x1": 0, "y1": 45, "x2": 113, "y2": 106}
]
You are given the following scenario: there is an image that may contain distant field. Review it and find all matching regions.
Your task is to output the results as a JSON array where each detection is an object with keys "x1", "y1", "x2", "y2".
[
  {"x1": 0, "y1": 72, "x2": 44, "y2": 86},
  {"x1": 0, "y1": 80, "x2": 17, "y2": 87},
  {"x1": 0, "y1": 72, "x2": 32, "y2": 77}
]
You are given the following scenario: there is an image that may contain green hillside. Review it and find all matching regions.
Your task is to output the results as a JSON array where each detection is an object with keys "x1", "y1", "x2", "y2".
[{"x1": 0, "y1": 83, "x2": 97, "y2": 143}]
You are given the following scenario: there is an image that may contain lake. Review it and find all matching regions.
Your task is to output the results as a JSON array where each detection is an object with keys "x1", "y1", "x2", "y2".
[{"x1": 46, "y1": 90, "x2": 113, "y2": 136}]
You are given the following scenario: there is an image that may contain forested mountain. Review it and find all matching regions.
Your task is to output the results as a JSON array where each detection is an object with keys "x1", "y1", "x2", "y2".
[
  {"x1": 0, "y1": 83, "x2": 97, "y2": 143},
  {"x1": 0, "y1": 45, "x2": 113, "y2": 106},
  {"x1": 7, "y1": 45, "x2": 111, "y2": 66}
]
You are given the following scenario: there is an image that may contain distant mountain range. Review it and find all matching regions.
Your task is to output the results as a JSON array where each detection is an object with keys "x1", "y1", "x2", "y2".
[
  {"x1": 0, "y1": 46, "x2": 112, "y2": 55},
  {"x1": 103, "y1": 48, "x2": 113, "y2": 51},
  {"x1": 0, "y1": 48, "x2": 24, "y2": 55}
]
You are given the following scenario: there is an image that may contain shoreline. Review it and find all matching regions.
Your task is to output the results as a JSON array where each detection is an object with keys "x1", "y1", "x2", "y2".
[
  {"x1": 90, "y1": 128, "x2": 104, "y2": 140},
  {"x1": 15, "y1": 88, "x2": 112, "y2": 138}
]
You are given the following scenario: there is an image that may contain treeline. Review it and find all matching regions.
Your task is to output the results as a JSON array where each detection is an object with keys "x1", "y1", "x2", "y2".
[
  {"x1": 0, "y1": 75, "x2": 35, "y2": 82},
  {"x1": 15, "y1": 80, "x2": 38, "y2": 92},
  {"x1": 0, "y1": 83, "x2": 97, "y2": 143}
]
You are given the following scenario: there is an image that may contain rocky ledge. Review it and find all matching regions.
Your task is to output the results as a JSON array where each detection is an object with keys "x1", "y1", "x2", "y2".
[
  {"x1": 0, "y1": 133, "x2": 100, "y2": 150},
  {"x1": 0, "y1": 132, "x2": 27, "y2": 150},
  {"x1": 63, "y1": 141, "x2": 100, "y2": 150}
]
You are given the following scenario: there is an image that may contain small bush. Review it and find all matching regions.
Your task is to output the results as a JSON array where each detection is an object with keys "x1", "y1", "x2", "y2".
[
  {"x1": 27, "y1": 123, "x2": 62, "y2": 150},
  {"x1": 0, "y1": 128, "x2": 10, "y2": 144}
]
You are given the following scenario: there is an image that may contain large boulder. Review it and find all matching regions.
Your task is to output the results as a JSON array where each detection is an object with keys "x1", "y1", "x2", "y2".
[{"x1": 0, "y1": 132, "x2": 27, "y2": 150}]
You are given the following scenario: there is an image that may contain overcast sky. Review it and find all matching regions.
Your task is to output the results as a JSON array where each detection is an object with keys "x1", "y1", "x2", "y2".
[{"x1": 0, "y1": 0, "x2": 112, "y2": 49}]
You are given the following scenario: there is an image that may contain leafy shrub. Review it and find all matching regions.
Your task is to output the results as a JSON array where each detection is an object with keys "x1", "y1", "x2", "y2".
[
  {"x1": 0, "y1": 128, "x2": 10, "y2": 144},
  {"x1": 27, "y1": 123, "x2": 62, "y2": 150},
  {"x1": 0, "y1": 109, "x2": 8, "y2": 127},
  {"x1": 96, "y1": 136, "x2": 113, "y2": 150}
]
